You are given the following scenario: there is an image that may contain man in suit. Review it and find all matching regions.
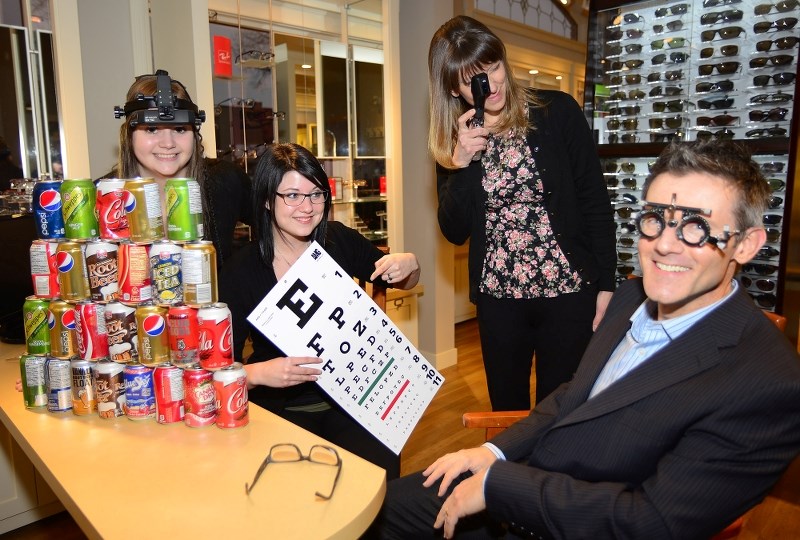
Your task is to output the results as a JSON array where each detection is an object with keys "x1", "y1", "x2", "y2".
[{"x1": 370, "y1": 139, "x2": 800, "y2": 539}]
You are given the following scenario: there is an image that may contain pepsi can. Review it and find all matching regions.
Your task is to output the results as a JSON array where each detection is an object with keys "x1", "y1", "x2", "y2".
[
  {"x1": 32, "y1": 178, "x2": 65, "y2": 239},
  {"x1": 55, "y1": 241, "x2": 91, "y2": 301},
  {"x1": 135, "y1": 303, "x2": 170, "y2": 366},
  {"x1": 49, "y1": 299, "x2": 78, "y2": 358}
]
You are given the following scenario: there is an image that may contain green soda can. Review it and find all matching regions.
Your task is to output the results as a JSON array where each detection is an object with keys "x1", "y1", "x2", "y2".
[
  {"x1": 20, "y1": 354, "x2": 48, "y2": 408},
  {"x1": 23, "y1": 296, "x2": 51, "y2": 355},
  {"x1": 165, "y1": 178, "x2": 204, "y2": 242},
  {"x1": 61, "y1": 178, "x2": 99, "y2": 240}
]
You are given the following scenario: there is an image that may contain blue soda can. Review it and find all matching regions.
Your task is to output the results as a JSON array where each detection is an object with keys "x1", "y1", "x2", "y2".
[
  {"x1": 32, "y1": 179, "x2": 66, "y2": 239},
  {"x1": 123, "y1": 363, "x2": 155, "y2": 420}
]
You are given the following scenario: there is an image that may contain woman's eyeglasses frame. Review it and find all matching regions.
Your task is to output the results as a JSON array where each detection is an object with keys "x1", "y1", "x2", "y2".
[{"x1": 244, "y1": 443, "x2": 342, "y2": 499}]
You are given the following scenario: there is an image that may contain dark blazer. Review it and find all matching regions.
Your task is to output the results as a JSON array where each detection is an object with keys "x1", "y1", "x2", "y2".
[
  {"x1": 484, "y1": 278, "x2": 800, "y2": 539},
  {"x1": 436, "y1": 90, "x2": 617, "y2": 302}
]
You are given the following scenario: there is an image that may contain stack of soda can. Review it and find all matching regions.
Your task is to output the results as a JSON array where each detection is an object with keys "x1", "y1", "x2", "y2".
[{"x1": 18, "y1": 176, "x2": 247, "y2": 429}]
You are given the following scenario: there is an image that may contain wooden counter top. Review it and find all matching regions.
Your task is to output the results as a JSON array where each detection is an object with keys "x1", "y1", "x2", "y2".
[{"x1": 0, "y1": 347, "x2": 385, "y2": 539}]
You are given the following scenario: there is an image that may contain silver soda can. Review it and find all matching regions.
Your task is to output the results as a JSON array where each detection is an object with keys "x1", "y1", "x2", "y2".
[
  {"x1": 85, "y1": 240, "x2": 119, "y2": 302},
  {"x1": 46, "y1": 357, "x2": 73, "y2": 412},
  {"x1": 93, "y1": 359, "x2": 126, "y2": 418},
  {"x1": 70, "y1": 358, "x2": 97, "y2": 415},
  {"x1": 123, "y1": 363, "x2": 156, "y2": 420},
  {"x1": 104, "y1": 301, "x2": 138, "y2": 363},
  {"x1": 149, "y1": 240, "x2": 183, "y2": 305}
]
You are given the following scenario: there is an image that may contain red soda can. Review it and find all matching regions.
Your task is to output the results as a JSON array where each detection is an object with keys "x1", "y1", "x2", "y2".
[
  {"x1": 153, "y1": 363, "x2": 184, "y2": 424},
  {"x1": 49, "y1": 299, "x2": 78, "y2": 358},
  {"x1": 213, "y1": 362, "x2": 248, "y2": 428},
  {"x1": 117, "y1": 241, "x2": 153, "y2": 304},
  {"x1": 29, "y1": 240, "x2": 60, "y2": 299},
  {"x1": 135, "y1": 303, "x2": 170, "y2": 366},
  {"x1": 105, "y1": 301, "x2": 138, "y2": 363},
  {"x1": 167, "y1": 304, "x2": 199, "y2": 367},
  {"x1": 197, "y1": 302, "x2": 233, "y2": 371},
  {"x1": 75, "y1": 301, "x2": 109, "y2": 361},
  {"x1": 85, "y1": 240, "x2": 119, "y2": 302},
  {"x1": 94, "y1": 359, "x2": 125, "y2": 418},
  {"x1": 96, "y1": 178, "x2": 130, "y2": 240},
  {"x1": 183, "y1": 364, "x2": 216, "y2": 427},
  {"x1": 123, "y1": 363, "x2": 156, "y2": 420}
]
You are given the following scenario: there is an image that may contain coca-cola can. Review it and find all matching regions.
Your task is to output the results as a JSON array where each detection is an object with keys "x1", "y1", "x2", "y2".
[
  {"x1": 117, "y1": 241, "x2": 153, "y2": 304},
  {"x1": 167, "y1": 304, "x2": 199, "y2": 367},
  {"x1": 149, "y1": 240, "x2": 183, "y2": 305},
  {"x1": 70, "y1": 358, "x2": 97, "y2": 416},
  {"x1": 93, "y1": 359, "x2": 125, "y2": 418},
  {"x1": 29, "y1": 240, "x2": 60, "y2": 299},
  {"x1": 135, "y1": 303, "x2": 170, "y2": 366},
  {"x1": 213, "y1": 362, "x2": 248, "y2": 428},
  {"x1": 123, "y1": 362, "x2": 156, "y2": 420},
  {"x1": 153, "y1": 363, "x2": 184, "y2": 424},
  {"x1": 104, "y1": 301, "x2": 138, "y2": 363},
  {"x1": 197, "y1": 302, "x2": 233, "y2": 371},
  {"x1": 75, "y1": 301, "x2": 109, "y2": 361},
  {"x1": 96, "y1": 178, "x2": 130, "y2": 240},
  {"x1": 183, "y1": 364, "x2": 216, "y2": 427},
  {"x1": 85, "y1": 240, "x2": 119, "y2": 302},
  {"x1": 48, "y1": 299, "x2": 78, "y2": 358}
]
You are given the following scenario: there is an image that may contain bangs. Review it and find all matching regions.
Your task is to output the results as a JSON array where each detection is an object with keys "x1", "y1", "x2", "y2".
[{"x1": 446, "y1": 39, "x2": 503, "y2": 89}]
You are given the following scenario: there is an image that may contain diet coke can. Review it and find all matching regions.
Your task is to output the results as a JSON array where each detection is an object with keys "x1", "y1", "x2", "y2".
[
  {"x1": 70, "y1": 358, "x2": 97, "y2": 416},
  {"x1": 183, "y1": 364, "x2": 216, "y2": 427},
  {"x1": 213, "y1": 362, "x2": 248, "y2": 428},
  {"x1": 29, "y1": 240, "x2": 60, "y2": 299},
  {"x1": 75, "y1": 301, "x2": 109, "y2": 361},
  {"x1": 117, "y1": 241, "x2": 153, "y2": 304},
  {"x1": 167, "y1": 304, "x2": 199, "y2": 367},
  {"x1": 197, "y1": 303, "x2": 233, "y2": 371},
  {"x1": 123, "y1": 363, "x2": 156, "y2": 420},
  {"x1": 135, "y1": 303, "x2": 170, "y2": 366},
  {"x1": 104, "y1": 301, "x2": 138, "y2": 363},
  {"x1": 96, "y1": 178, "x2": 130, "y2": 240},
  {"x1": 153, "y1": 363, "x2": 184, "y2": 424},
  {"x1": 85, "y1": 240, "x2": 119, "y2": 302},
  {"x1": 49, "y1": 299, "x2": 78, "y2": 358},
  {"x1": 149, "y1": 240, "x2": 183, "y2": 305},
  {"x1": 93, "y1": 359, "x2": 125, "y2": 418}
]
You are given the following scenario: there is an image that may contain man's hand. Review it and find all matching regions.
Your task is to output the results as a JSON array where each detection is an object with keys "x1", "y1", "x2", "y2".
[
  {"x1": 434, "y1": 469, "x2": 488, "y2": 539},
  {"x1": 422, "y1": 446, "x2": 497, "y2": 496}
]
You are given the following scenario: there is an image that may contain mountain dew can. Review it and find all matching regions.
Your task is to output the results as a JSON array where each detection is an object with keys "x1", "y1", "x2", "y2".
[
  {"x1": 61, "y1": 178, "x2": 98, "y2": 240},
  {"x1": 165, "y1": 178, "x2": 204, "y2": 242},
  {"x1": 24, "y1": 296, "x2": 51, "y2": 355}
]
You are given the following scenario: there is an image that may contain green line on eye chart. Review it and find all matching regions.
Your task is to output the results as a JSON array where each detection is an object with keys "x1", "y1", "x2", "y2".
[{"x1": 359, "y1": 357, "x2": 395, "y2": 405}]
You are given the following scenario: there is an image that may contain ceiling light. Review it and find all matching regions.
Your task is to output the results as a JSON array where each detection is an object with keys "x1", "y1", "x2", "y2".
[{"x1": 529, "y1": 69, "x2": 539, "y2": 75}]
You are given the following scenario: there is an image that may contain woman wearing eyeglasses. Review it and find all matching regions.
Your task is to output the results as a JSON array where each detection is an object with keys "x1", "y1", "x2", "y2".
[
  {"x1": 219, "y1": 143, "x2": 419, "y2": 480},
  {"x1": 429, "y1": 16, "x2": 616, "y2": 411}
]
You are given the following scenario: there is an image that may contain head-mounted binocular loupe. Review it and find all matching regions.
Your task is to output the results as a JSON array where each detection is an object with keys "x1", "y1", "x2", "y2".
[{"x1": 114, "y1": 69, "x2": 206, "y2": 130}]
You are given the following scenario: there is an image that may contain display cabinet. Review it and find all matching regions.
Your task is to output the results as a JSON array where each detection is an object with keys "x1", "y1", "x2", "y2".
[{"x1": 585, "y1": 0, "x2": 800, "y2": 312}]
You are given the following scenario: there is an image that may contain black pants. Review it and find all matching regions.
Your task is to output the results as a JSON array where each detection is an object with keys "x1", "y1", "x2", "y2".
[
  {"x1": 476, "y1": 284, "x2": 596, "y2": 410},
  {"x1": 281, "y1": 405, "x2": 400, "y2": 481}
]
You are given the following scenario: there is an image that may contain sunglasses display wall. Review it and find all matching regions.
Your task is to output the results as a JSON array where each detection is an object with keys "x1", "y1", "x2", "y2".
[{"x1": 587, "y1": 0, "x2": 799, "y2": 312}]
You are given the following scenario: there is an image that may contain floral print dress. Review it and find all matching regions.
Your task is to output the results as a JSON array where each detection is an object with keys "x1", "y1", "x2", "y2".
[{"x1": 479, "y1": 129, "x2": 582, "y2": 299}]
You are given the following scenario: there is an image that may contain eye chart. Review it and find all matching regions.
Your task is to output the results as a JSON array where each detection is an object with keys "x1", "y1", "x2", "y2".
[{"x1": 247, "y1": 242, "x2": 443, "y2": 454}]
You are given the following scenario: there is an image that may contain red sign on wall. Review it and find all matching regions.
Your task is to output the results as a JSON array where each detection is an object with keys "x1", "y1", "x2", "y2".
[{"x1": 213, "y1": 35, "x2": 232, "y2": 78}]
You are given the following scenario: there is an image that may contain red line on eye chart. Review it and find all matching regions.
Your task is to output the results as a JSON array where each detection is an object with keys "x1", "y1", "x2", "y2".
[{"x1": 381, "y1": 379, "x2": 409, "y2": 421}]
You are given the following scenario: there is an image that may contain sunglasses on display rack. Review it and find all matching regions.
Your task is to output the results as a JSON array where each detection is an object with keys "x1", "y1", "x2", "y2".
[
  {"x1": 746, "y1": 127, "x2": 788, "y2": 137},
  {"x1": 618, "y1": 236, "x2": 636, "y2": 247},
  {"x1": 653, "y1": 52, "x2": 689, "y2": 64},
  {"x1": 700, "y1": 45, "x2": 739, "y2": 58},
  {"x1": 609, "y1": 59, "x2": 646, "y2": 71},
  {"x1": 697, "y1": 114, "x2": 739, "y2": 126},
  {"x1": 750, "y1": 92, "x2": 793, "y2": 104},
  {"x1": 616, "y1": 206, "x2": 638, "y2": 219},
  {"x1": 608, "y1": 105, "x2": 641, "y2": 116},
  {"x1": 762, "y1": 161, "x2": 786, "y2": 173},
  {"x1": 754, "y1": 0, "x2": 799, "y2": 15},
  {"x1": 768, "y1": 195, "x2": 784, "y2": 209},
  {"x1": 609, "y1": 133, "x2": 640, "y2": 144},
  {"x1": 651, "y1": 37, "x2": 687, "y2": 50},
  {"x1": 698, "y1": 62, "x2": 741, "y2": 75},
  {"x1": 700, "y1": 9, "x2": 744, "y2": 25},
  {"x1": 767, "y1": 177, "x2": 786, "y2": 191},
  {"x1": 617, "y1": 13, "x2": 645, "y2": 25},
  {"x1": 753, "y1": 72, "x2": 797, "y2": 86},
  {"x1": 696, "y1": 128, "x2": 736, "y2": 140},
  {"x1": 607, "y1": 119, "x2": 639, "y2": 130},
  {"x1": 743, "y1": 263, "x2": 780, "y2": 276},
  {"x1": 696, "y1": 80, "x2": 735, "y2": 93},
  {"x1": 700, "y1": 26, "x2": 746, "y2": 41},
  {"x1": 655, "y1": 4, "x2": 689, "y2": 17},
  {"x1": 649, "y1": 117, "x2": 684, "y2": 129},
  {"x1": 650, "y1": 131, "x2": 684, "y2": 143},
  {"x1": 754, "y1": 294, "x2": 777, "y2": 309},
  {"x1": 766, "y1": 228, "x2": 782, "y2": 242},
  {"x1": 649, "y1": 86, "x2": 684, "y2": 97},
  {"x1": 653, "y1": 99, "x2": 690, "y2": 112},
  {"x1": 698, "y1": 97, "x2": 735, "y2": 109},
  {"x1": 740, "y1": 275, "x2": 777, "y2": 292},
  {"x1": 756, "y1": 36, "x2": 800, "y2": 51},
  {"x1": 703, "y1": 0, "x2": 742, "y2": 6},
  {"x1": 757, "y1": 245, "x2": 781, "y2": 260},
  {"x1": 749, "y1": 107, "x2": 789, "y2": 121},
  {"x1": 754, "y1": 17, "x2": 798, "y2": 34},
  {"x1": 749, "y1": 54, "x2": 794, "y2": 68},
  {"x1": 652, "y1": 20, "x2": 684, "y2": 34},
  {"x1": 763, "y1": 214, "x2": 784, "y2": 225}
]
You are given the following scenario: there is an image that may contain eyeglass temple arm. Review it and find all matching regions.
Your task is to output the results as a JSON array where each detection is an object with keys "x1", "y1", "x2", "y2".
[
  {"x1": 315, "y1": 457, "x2": 342, "y2": 500},
  {"x1": 245, "y1": 457, "x2": 272, "y2": 495}
]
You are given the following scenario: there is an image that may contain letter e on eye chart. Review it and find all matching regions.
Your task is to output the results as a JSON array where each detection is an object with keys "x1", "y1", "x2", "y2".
[{"x1": 247, "y1": 242, "x2": 443, "y2": 454}]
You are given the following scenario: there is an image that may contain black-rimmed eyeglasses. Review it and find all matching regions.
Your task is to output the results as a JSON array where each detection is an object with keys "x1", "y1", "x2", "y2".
[
  {"x1": 277, "y1": 191, "x2": 329, "y2": 206},
  {"x1": 245, "y1": 443, "x2": 342, "y2": 499},
  {"x1": 636, "y1": 196, "x2": 741, "y2": 249}
]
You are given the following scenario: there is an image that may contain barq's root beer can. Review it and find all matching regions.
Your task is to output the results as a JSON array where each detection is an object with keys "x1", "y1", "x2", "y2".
[
  {"x1": 135, "y1": 303, "x2": 170, "y2": 366},
  {"x1": 30, "y1": 239, "x2": 60, "y2": 299},
  {"x1": 198, "y1": 303, "x2": 233, "y2": 371},
  {"x1": 75, "y1": 301, "x2": 109, "y2": 361},
  {"x1": 56, "y1": 241, "x2": 90, "y2": 301},
  {"x1": 20, "y1": 354, "x2": 47, "y2": 408},
  {"x1": 123, "y1": 363, "x2": 156, "y2": 420},
  {"x1": 96, "y1": 178, "x2": 130, "y2": 240},
  {"x1": 94, "y1": 359, "x2": 125, "y2": 419},
  {"x1": 182, "y1": 241, "x2": 217, "y2": 306},
  {"x1": 167, "y1": 304, "x2": 198, "y2": 367},
  {"x1": 117, "y1": 241, "x2": 153, "y2": 304},
  {"x1": 149, "y1": 240, "x2": 183, "y2": 305},
  {"x1": 61, "y1": 178, "x2": 98, "y2": 240},
  {"x1": 70, "y1": 358, "x2": 97, "y2": 416},
  {"x1": 85, "y1": 240, "x2": 119, "y2": 302},
  {"x1": 124, "y1": 178, "x2": 163, "y2": 244},
  {"x1": 23, "y1": 296, "x2": 50, "y2": 355},
  {"x1": 213, "y1": 362, "x2": 248, "y2": 429},
  {"x1": 49, "y1": 299, "x2": 78, "y2": 358},
  {"x1": 154, "y1": 363, "x2": 184, "y2": 424},
  {"x1": 183, "y1": 364, "x2": 216, "y2": 427},
  {"x1": 105, "y1": 301, "x2": 138, "y2": 363},
  {"x1": 165, "y1": 178, "x2": 204, "y2": 241}
]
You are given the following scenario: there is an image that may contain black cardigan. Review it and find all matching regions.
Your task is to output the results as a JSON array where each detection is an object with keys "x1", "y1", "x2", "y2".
[{"x1": 437, "y1": 89, "x2": 616, "y2": 303}]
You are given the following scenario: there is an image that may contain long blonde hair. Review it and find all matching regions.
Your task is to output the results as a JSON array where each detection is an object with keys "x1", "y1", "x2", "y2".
[{"x1": 428, "y1": 16, "x2": 538, "y2": 169}]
